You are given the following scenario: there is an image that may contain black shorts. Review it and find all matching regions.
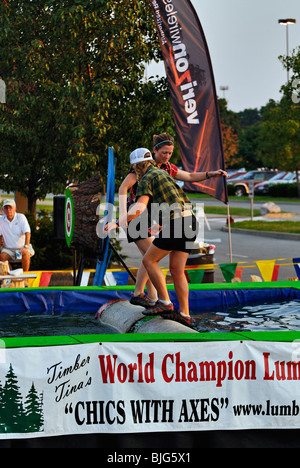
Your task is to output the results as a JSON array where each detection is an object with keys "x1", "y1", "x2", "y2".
[
  {"x1": 126, "y1": 212, "x2": 152, "y2": 244},
  {"x1": 153, "y1": 215, "x2": 198, "y2": 253}
]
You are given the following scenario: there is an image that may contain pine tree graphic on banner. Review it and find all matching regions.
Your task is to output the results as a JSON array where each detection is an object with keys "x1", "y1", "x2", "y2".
[
  {"x1": 24, "y1": 384, "x2": 44, "y2": 433},
  {"x1": 0, "y1": 364, "x2": 44, "y2": 434}
]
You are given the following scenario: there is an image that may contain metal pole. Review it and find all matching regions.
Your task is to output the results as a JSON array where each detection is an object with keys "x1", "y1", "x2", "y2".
[
  {"x1": 286, "y1": 24, "x2": 290, "y2": 83},
  {"x1": 227, "y1": 203, "x2": 233, "y2": 263},
  {"x1": 0, "y1": 79, "x2": 6, "y2": 104},
  {"x1": 278, "y1": 19, "x2": 296, "y2": 84},
  {"x1": 73, "y1": 250, "x2": 77, "y2": 286},
  {"x1": 109, "y1": 241, "x2": 136, "y2": 283}
]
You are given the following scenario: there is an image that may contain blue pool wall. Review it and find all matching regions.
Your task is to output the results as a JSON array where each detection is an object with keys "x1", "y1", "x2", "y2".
[{"x1": 0, "y1": 283, "x2": 299, "y2": 316}]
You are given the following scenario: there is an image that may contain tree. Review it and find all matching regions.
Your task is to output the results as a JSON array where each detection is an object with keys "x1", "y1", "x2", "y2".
[
  {"x1": 220, "y1": 122, "x2": 240, "y2": 168},
  {"x1": 1, "y1": 364, "x2": 26, "y2": 433},
  {"x1": 0, "y1": 0, "x2": 167, "y2": 214},
  {"x1": 218, "y1": 98, "x2": 240, "y2": 134},
  {"x1": 218, "y1": 98, "x2": 240, "y2": 168},
  {"x1": 258, "y1": 47, "x2": 300, "y2": 196},
  {"x1": 27, "y1": 211, "x2": 73, "y2": 270},
  {"x1": 0, "y1": 364, "x2": 44, "y2": 434},
  {"x1": 24, "y1": 384, "x2": 44, "y2": 433},
  {"x1": 259, "y1": 99, "x2": 300, "y2": 195}
]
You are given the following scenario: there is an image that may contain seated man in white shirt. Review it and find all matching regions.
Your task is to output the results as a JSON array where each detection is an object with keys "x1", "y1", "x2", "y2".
[{"x1": 0, "y1": 199, "x2": 35, "y2": 272}]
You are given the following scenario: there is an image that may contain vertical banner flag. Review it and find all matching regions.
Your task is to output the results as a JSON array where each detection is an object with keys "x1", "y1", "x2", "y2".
[{"x1": 149, "y1": 0, "x2": 228, "y2": 203}]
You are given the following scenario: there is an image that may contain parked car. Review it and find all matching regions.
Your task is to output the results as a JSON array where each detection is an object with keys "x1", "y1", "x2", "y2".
[
  {"x1": 227, "y1": 170, "x2": 247, "y2": 181},
  {"x1": 254, "y1": 172, "x2": 286, "y2": 195},
  {"x1": 231, "y1": 170, "x2": 279, "y2": 197},
  {"x1": 272, "y1": 172, "x2": 297, "y2": 184}
]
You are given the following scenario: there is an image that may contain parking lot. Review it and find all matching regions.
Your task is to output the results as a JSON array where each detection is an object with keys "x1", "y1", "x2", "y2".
[{"x1": 227, "y1": 169, "x2": 299, "y2": 197}]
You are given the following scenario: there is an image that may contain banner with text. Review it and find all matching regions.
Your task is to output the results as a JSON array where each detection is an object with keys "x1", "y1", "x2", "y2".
[
  {"x1": 149, "y1": 0, "x2": 228, "y2": 203},
  {"x1": 1, "y1": 341, "x2": 300, "y2": 439}
]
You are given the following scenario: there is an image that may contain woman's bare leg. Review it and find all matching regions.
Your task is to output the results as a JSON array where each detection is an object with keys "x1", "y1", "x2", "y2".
[
  {"x1": 142, "y1": 244, "x2": 171, "y2": 303},
  {"x1": 134, "y1": 237, "x2": 158, "y2": 301},
  {"x1": 169, "y1": 250, "x2": 189, "y2": 316}
]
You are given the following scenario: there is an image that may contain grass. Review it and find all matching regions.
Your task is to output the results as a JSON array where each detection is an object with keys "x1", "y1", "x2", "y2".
[
  {"x1": 232, "y1": 220, "x2": 300, "y2": 234},
  {"x1": 188, "y1": 193, "x2": 300, "y2": 203},
  {"x1": 37, "y1": 204, "x2": 53, "y2": 213},
  {"x1": 33, "y1": 201, "x2": 292, "y2": 221},
  {"x1": 204, "y1": 206, "x2": 261, "y2": 217}
]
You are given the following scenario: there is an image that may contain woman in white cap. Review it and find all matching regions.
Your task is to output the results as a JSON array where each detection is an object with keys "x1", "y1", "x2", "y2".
[
  {"x1": 105, "y1": 151, "x2": 199, "y2": 324},
  {"x1": 113, "y1": 148, "x2": 159, "y2": 308},
  {"x1": 106, "y1": 134, "x2": 227, "y2": 309}
]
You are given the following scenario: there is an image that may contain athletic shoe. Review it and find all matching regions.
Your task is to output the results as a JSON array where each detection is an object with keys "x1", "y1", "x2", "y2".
[
  {"x1": 130, "y1": 293, "x2": 155, "y2": 309},
  {"x1": 142, "y1": 301, "x2": 174, "y2": 316},
  {"x1": 161, "y1": 310, "x2": 194, "y2": 328},
  {"x1": 175, "y1": 312, "x2": 192, "y2": 326}
]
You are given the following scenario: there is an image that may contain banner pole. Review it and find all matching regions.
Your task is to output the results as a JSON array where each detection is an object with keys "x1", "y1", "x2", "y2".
[{"x1": 227, "y1": 203, "x2": 233, "y2": 263}]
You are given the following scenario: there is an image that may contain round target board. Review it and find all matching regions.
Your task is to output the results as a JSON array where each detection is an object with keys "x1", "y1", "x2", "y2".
[{"x1": 65, "y1": 188, "x2": 74, "y2": 247}]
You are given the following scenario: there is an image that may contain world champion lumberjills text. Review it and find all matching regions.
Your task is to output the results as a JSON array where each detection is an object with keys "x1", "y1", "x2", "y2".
[{"x1": 98, "y1": 351, "x2": 300, "y2": 388}]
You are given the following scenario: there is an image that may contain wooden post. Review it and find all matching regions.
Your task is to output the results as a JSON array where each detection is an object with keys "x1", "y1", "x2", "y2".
[
  {"x1": 15, "y1": 192, "x2": 29, "y2": 214},
  {"x1": 0, "y1": 261, "x2": 9, "y2": 288}
]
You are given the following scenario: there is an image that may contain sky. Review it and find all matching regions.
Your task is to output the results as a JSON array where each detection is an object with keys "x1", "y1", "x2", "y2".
[{"x1": 148, "y1": 0, "x2": 300, "y2": 113}]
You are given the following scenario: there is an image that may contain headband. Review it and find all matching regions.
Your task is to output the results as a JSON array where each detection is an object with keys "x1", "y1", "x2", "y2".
[{"x1": 154, "y1": 140, "x2": 174, "y2": 148}]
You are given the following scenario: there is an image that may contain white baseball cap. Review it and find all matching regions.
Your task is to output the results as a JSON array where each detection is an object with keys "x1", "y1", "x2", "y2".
[
  {"x1": 130, "y1": 148, "x2": 153, "y2": 165},
  {"x1": 3, "y1": 199, "x2": 16, "y2": 208}
]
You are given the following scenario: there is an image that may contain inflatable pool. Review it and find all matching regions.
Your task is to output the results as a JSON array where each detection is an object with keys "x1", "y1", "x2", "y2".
[
  {"x1": 0, "y1": 282, "x2": 300, "y2": 449},
  {"x1": 0, "y1": 281, "x2": 300, "y2": 344}
]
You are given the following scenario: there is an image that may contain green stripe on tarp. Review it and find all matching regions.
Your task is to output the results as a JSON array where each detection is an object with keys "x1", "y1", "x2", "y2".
[
  {"x1": 1, "y1": 330, "x2": 300, "y2": 349},
  {"x1": 0, "y1": 280, "x2": 300, "y2": 293}
]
